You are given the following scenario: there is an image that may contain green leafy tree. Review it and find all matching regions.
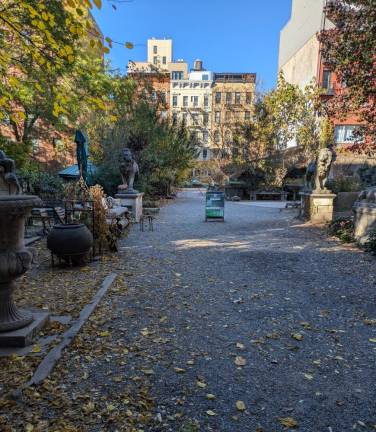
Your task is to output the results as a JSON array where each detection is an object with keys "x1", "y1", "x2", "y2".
[{"x1": 318, "y1": 0, "x2": 376, "y2": 147}]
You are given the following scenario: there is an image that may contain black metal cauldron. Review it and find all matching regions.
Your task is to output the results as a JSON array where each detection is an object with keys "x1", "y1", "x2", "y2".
[{"x1": 47, "y1": 223, "x2": 93, "y2": 266}]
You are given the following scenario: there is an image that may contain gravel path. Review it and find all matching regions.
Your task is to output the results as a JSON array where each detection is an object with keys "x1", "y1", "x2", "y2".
[{"x1": 115, "y1": 189, "x2": 376, "y2": 432}]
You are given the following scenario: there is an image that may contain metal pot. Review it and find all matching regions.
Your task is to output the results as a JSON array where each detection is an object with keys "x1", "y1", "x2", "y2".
[{"x1": 47, "y1": 223, "x2": 93, "y2": 266}]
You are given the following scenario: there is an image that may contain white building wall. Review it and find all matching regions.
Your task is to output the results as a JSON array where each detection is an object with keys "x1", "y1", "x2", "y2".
[
  {"x1": 170, "y1": 77, "x2": 214, "y2": 160},
  {"x1": 280, "y1": 34, "x2": 320, "y2": 89},
  {"x1": 279, "y1": 0, "x2": 326, "y2": 71}
]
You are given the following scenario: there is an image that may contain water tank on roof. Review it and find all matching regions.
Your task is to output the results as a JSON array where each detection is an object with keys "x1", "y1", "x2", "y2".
[{"x1": 193, "y1": 59, "x2": 203, "y2": 71}]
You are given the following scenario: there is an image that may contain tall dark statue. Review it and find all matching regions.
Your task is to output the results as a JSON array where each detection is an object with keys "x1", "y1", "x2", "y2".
[{"x1": 75, "y1": 130, "x2": 88, "y2": 182}]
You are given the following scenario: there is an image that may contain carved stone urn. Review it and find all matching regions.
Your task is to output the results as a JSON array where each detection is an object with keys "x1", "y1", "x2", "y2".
[{"x1": 0, "y1": 151, "x2": 42, "y2": 332}]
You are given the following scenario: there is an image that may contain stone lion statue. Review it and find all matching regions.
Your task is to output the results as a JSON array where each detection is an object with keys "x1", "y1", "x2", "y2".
[
  {"x1": 118, "y1": 148, "x2": 139, "y2": 193},
  {"x1": 313, "y1": 147, "x2": 335, "y2": 192}
]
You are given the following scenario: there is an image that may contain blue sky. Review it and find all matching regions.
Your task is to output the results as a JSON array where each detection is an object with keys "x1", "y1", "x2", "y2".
[{"x1": 92, "y1": 0, "x2": 292, "y2": 91}]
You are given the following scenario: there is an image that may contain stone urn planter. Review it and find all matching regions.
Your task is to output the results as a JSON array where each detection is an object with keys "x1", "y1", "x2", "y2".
[
  {"x1": 0, "y1": 149, "x2": 43, "y2": 333},
  {"x1": 47, "y1": 223, "x2": 93, "y2": 266}
]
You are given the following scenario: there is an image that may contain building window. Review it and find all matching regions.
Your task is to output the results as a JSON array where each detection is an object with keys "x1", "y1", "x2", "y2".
[
  {"x1": 334, "y1": 125, "x2": 363, "y2": 144},
  {"x1": 172, "y1": 71, "x2": 184, "y2": 80},
  {"x1": 31, "y1": 138, "x2": 40, "y2": 154},
  {"x1": 204, "y1": 95, "x2": 209, "y2": 107},
  {"x1": 192, "y1": 96, "x2": 199, "y2": 107},
  {"x1": 215, "y1": 92, "x2": 221, "y2": 104},
  {"x1": 322, "y1": 70, "x2": 332, "y2": 90},
  {"x1": 153, "y1": 45, "x2": 157, "y2": 54},
  {"x1": 183, "y1": 96, "x2": 188, "y2": 107},
  {"x1": 235, "y1": 92, "x2": 241, "y2": 104},
  {"x1": 160, "y1": 92, "x2": 166, "y2": 104},
  {"x1": 172, "y1": 95, "x2": 178, "y2": 107},
  {"x1": 225, "y1": 111, "x2": 231, "y2": 122},
  {"x1": 162, "y1": 56, "x2": 167, "y2": 65},
  {"x1": 226, "y1": 92, "x2": 232, "y2": 104},
  {"x1": 202, "y1": 148, "x2": 208, "y2": 160},
  {"x1": 203, "y1": 131, "x2": 209, "y2": 143},
  {"x1": 153, "y1": 56, "x2": 158, "y2": 65},
  {"x1": 214, "y1": 130, "x2": 220, "y2": 144},
  {"x1": 244, "y1": 111, "x2": 251, "y2": 121},
  {"x1": 203, "y1": 113, "x2": 209, "y2": 125},
  {"x1": 215, "y1": 111, "x2": 221, "y2": 124},
  {"x1": 225, "y1": 130, "x2": 232, "y2": 145},
  {"x1": 202, "y1": 74, "x2": 209, "y2": 81},
  {"x1": 192, "y1": 113, "x2": 199, "y2": 125},
  {"x1": 246, "y1": 92, "x2": 252, "y2": 104}
]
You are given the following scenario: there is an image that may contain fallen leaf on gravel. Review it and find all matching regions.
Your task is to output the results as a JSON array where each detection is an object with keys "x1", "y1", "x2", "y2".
[
  {"x1": 99, "y1": 330, "x2": 110, "y2": 337},
  {"x1": 279, "y1": 417, "x2": 299, "y2": 428},
  {"x1": 236, "y1": 400, "x2": 246, "y2": 411},
  {"x1": 364, "y1": 319, "x2": 376, "y2": 325},
  {"x1": 82, "y1": 401, "x2": 95, "y2": 414},
  {"x1": 304, "y1": 373, "x2": 313, "y2": 380},
  {"x1": 174, "y1": 367, "x2": 186, "y2": 373},
  {"x1": 234, "y1": 356, "x2": 247, "y2": 366},
  {"x1": 236, "y1": 342, "x2": 245, "y2": 350},
  {"x1": 142, "y1": 369, "x2": 154, "y2": 375},
  {"x1": 206, "y1": 410, "x2": 217, "y2": 416},
  {"x1": 197, "y1": 380, "x2": 207, "y2": 388},
  {"x1": 369, "y1": 338, "x2": 376, "y2": 343},
  {"x1": 25, "y1": 425, "x2": 34, "y2": 432},
  {"x1": 291, "y1": 333, "x2": 303, "y2": 341},
  {"x1": 187, "y1": 360, "x2": 195, "y2": 365},
  {"x1": 206, "y1": 394, "x2": 216, "y2": 400},
  {"x1": 31, "y1": 344, "x2": 42, "y2": 353}
]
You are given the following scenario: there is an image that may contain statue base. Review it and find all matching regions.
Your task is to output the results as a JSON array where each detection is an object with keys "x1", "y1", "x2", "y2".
[
  {"x1": 300, "y1": 191, "x2": 336, "y2": 224},
  {"x1": 115, "y1": 191, "x2": 143, "y2": 223},
  {"x1": 353, "y1": 201, "x2": 376, "y2": 244},
  {"x1": 0, "y1": 309, "x2": 49, "y2": 347}
]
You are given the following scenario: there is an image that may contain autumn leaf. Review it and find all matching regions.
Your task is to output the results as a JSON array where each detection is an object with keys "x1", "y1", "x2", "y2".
[
  {"x1": 197, "y1": 380, "x2": 207, "y2": 388},
  {"x1": 291, "y1": 333, "x2": 304, "y2": 341},
  {"x1": 369, "y1": 338, "x2": 376, "y2": 343},
  {"x1": 279, "y1": 417, "x2": 299, "y2": 428},
  {"x1": 234, "y1": 356, "x2": 247, "y2": 366},
  {"x1": 206, "y1": 410, "x2": 217, "y2": 416},
  {"x1": 31, "y1": 344, "x2": 42, "y2": 353},
  {"x1": 174, "y1": 367, "x2": 186, "y2": 373},
  {"x1": 93, "y1": 0, "x2": 102, "y2": 9},
  {"x1": 206, "y1": 394, "x2": 216, "y2": 400},
  {"x1": 236, "y1": 400, "x2": 246, "y2": 411},
  {"x1": 236, "y1": 342, "x2": 245, "y2": 350}
]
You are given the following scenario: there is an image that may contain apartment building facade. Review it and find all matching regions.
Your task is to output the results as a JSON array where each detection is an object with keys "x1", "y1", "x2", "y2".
[
  {"x1": 128, "y1": 38, "x2": 256, "y2": 161},
  {"x1": 211, "y1": 73, "x2": 256, "y2": 159},
  {"x1": 278, "y1": 0, "x2": 364, "y2": 147}
]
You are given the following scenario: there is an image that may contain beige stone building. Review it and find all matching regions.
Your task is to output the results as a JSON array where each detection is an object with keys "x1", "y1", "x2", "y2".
[
  {"x1": 128, "y1": 38, "x2": 188, "y2": 79},
  {"x1": 211, "y1": 73, "x2": 256, "y2": 159}
]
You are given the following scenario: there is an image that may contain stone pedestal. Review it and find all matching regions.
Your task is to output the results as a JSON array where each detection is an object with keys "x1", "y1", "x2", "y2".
[
  {"x1": 353, "y1": 202, "x2": 376, "y2": 244},
  {"x1": 300, "y1": 191, "x2": 336, "y2": 224},
  {"x1": 115, "y1": 191, "x2": 143, "y2": 223}
]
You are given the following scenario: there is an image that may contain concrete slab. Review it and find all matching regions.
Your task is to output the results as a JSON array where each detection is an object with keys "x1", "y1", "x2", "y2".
[{"x1": 0, "y1": 310, "x2": 49, "y2": 348}]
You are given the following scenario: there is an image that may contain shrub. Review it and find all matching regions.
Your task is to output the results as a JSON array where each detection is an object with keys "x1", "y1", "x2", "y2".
[
  {"x1": 18, "y1": 169, "x2": 64, "y2": 199},
  {"x1": 364, "y1": 229, "x2": 376, "y2": 255},
  {"x1": 328, "y1": 217, "x2": 355, "y2": 243},
  {"x1": 327, "y1": 176, "x2": 362, "y2": 193}
]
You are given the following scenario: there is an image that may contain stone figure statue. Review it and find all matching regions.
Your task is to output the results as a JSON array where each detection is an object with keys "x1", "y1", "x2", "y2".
[
  {"x1": 313, "y1": 146, "x2": 335, "y2": 192},
  {"x1": 357, "y1": 187, "x2": 376, "y2": 204},
  {"x1": 0, "y1": 150, "x2": 21, "y2": 195},
  {"x1": 304, "y1": 160, "x2": 317, "y2": 191},
  {"x1": 118, "y1": 148, "x2": 139, "y2": 193}
]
